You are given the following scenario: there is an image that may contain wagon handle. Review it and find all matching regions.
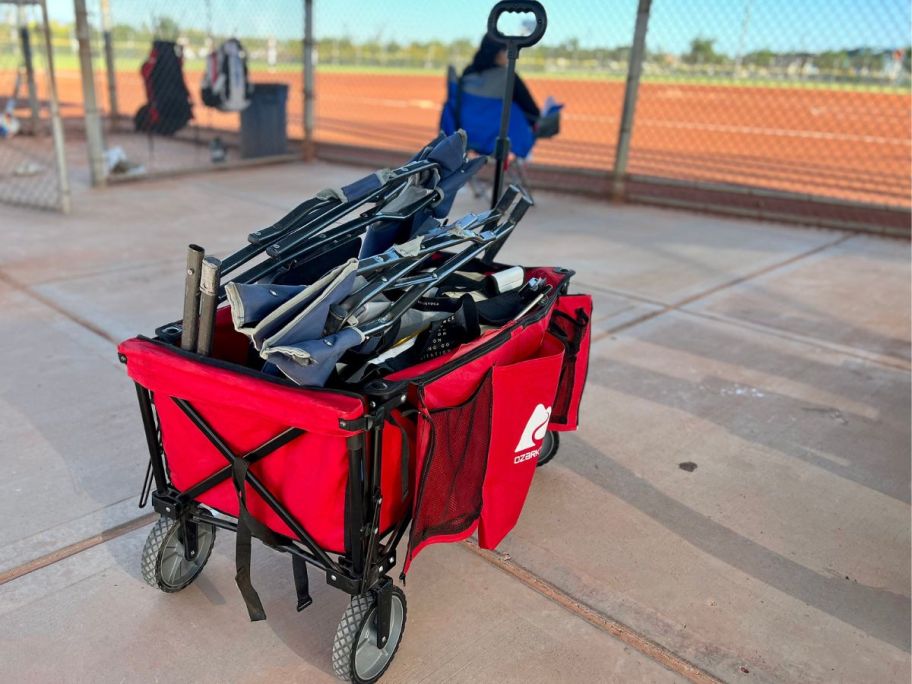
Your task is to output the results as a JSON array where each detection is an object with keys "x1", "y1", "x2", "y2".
[
  {"x1": 485, "y1": 0, "x2": 548, "y2": 209},
  {"x1": 486, "y1": 0, "x2": 548, "y2": 50}
]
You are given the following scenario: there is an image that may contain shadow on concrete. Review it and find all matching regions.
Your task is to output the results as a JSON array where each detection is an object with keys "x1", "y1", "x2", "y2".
[
  {"x1": 589, "y1": 355, "x2": 911, "y2": 504},
  {"x1": 639, "y1": 313, "x2": 910, "y2": 409},
  {"x1": 562, "y1": 433, "x2": 911, "y2": 652}
]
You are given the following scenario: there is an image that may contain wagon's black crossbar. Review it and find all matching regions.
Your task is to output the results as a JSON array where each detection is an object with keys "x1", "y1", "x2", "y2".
[
  {"x1": 179, "y1": 426, "x2": 305, "y2": 502},
  {"x1": 171, "y1": 397, "x2": 341, "y2": 575},
  {"x1": 132, "y1": 381, "x2": 402, "y2": 599}
]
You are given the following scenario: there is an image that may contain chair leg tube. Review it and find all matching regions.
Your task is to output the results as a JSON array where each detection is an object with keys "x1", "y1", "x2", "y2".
[
  {"x1": 196, "y1": 256, "x2": 221, "y2": 356},
  {"x1": 181, "y1": 244, "x2": 205, "y2": 351}
]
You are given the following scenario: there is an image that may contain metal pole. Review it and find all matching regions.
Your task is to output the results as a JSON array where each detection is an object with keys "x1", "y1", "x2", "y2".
[
  {"x1": 17, "y1": 6, "x2": 41, "y2": 134},
  {"x1": 74, "y1": 0, "x2": 107, "y2": 187},
  {"x1": 611, "y1": 0, "x2": 651, "y2": 201},
  {"x1": 39, "y1": 0, "x2": 72, "y2": 213},
  {"x1": 491, "y1": 43, "x2": 518, "y2": 210},
  {"x1": 196, "y1": 257, "x2": 221, "y2": 356},
  {"x1": 181, "y1": 244, "x2": 205, "y2": 352},
  {"x1": 100, "y1": 0, "x2": 119, "y2": 127},
  {"x1": 302, "y1": 0, "x2": 315, "y2": 160},
  {"x1": 134, "y1": 384, "x2": 168, "y2": 491}
]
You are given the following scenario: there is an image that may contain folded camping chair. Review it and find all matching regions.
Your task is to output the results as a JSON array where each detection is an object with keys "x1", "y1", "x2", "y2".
[
  {"x1": 223, "y1": 191, "x2": 530, "y2": 388},
  {"x1": 440, "y1": 66, "x2": 535, "y2": 199},
  {"x1": 249, "y1": 130, "x2": 483, "y2": 274},
  {"x1": 154, "y1": 131, "x2": 488, "y2": 349}
]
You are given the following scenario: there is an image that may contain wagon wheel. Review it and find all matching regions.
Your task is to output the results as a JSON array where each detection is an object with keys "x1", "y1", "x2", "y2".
[
  {"x1": 331, "y1": 586, "x2": 407, "y2": 683},
  {"x1": 141, "y1": 516, "x2": 216, "y2": 593},
  {"x1": 536, "y1": 430, "x2": 560, "y2": 467}
]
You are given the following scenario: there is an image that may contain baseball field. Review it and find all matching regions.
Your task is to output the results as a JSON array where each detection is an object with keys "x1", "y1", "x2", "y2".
[{"x1": 48, "y1": 67, "x2": 912, "y2": 207}]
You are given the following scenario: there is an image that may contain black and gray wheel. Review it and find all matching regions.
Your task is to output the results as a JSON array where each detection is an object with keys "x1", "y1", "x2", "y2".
[
  {"x1": 331, "y1": 586, "x2": 407, "y2": 683},
  {"x1": 536, "y1": 431, "x2": 560, "y2": 467},
  {"x1": 141, "y1": 516, "x2": 216, "y2": 593}
]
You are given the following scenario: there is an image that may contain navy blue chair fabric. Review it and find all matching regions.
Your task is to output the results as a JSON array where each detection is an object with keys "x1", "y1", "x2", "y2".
[{"x1": 440, "y1": 79, "x2": 535, "y2": 160}]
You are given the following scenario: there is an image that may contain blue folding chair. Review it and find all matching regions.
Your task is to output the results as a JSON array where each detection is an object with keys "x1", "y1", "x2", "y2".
[{"x1": 440, "y1": 66, "x2": 535, "y2": 199}]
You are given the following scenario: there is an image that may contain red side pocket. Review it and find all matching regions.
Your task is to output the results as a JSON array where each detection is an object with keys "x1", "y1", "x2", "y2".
[
  {"x1": 548, "y1": 294, "x2": 593, "y2": 431},
  {"x1": 478, "y1": 334, "x2": 564, "y2": 549}
]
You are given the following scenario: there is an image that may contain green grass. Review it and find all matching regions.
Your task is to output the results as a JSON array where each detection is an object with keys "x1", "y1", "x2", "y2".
[
  {"x1": 311, "y1": 64, "x2": 910, "y2": 93},
  {"x1": 636, "y1": 73, "x2": 911, "y2": 93},
  {"x1": 314, "y1": 63, "x2": 443, "y2": 77},
  {"x1": 47, "y1": 53, "x2": 301, "y2": 74},
  {"x1": 35, "y1": 52, "x2": 910, "y2": 95}
]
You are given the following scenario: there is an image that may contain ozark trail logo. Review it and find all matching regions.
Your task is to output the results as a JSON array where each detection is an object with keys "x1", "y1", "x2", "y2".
[{"x1": 513, "y1": 404, "x2": 551, "y2": 464}]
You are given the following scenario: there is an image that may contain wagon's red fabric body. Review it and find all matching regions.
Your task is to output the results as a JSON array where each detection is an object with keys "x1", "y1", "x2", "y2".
[
  {"x1": 120, "y1": 307, "x2": 412, "y2": 554},
  {"x1": 386, "y1": 267, "x2": 592, "y2": 570},
  {"x1": 119, "y1": 267, "x2": 591, "y2": 570}
]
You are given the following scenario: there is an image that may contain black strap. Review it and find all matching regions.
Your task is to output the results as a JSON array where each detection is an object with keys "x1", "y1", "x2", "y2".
[
  {"x1": 549, "y1": 308, "x2": 589, "y2": 355},
  {"x1": 292, "y1": 554, "x2": 313, "y2": 612},
  {"x1": 232, "y1": 457, "x2": 285, "y2": 622},
  {"x1": 476, "y1": 291, "x2": 527, "y2": 326},
  {"x1": 234, "y1": 516, "x2": 265, "y2": 621}
]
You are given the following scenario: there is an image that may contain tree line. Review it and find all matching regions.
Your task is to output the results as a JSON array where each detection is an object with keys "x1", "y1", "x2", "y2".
[{"x1": 27, "y1": 16, "x2": 912, "y2": 79}]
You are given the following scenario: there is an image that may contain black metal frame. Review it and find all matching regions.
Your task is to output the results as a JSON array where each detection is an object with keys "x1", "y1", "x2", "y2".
[{"x1": 131, "y1": 379, "x2": 409, "y2": 639}]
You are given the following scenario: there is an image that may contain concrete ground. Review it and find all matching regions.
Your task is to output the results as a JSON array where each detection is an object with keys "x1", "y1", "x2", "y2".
[{"x1": 0, "y1": 159, "x2": 908, "y2": 683}]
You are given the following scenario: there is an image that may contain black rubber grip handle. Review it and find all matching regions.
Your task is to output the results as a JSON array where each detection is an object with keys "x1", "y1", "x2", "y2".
[{"x1": 487, "y1": 0, "x2": 547, "y2": 49}]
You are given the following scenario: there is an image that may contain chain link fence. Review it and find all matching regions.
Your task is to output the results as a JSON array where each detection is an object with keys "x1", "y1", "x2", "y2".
[
  {"x1": 0, "y1": 1, "x2": 69, "y2": 212},
  {"x1": 306, "y1": 0, "x2": 910, "y2": 228},
  {"x1": 310, "y1": 1, "x2": 629, "y2": 174},
  {"x1": 10, "y1": 1, "x2": 910, "y2": 230},
  {"x1": 41, "y1": 0, "x2": 307, "y2": 183},
  {"x1": 628, "y1": 0, "x2": 911, "y2": 210}
]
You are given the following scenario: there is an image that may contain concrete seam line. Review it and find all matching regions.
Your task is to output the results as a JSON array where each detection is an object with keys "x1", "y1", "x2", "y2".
[
  {"x1": 679, "y1": 307, "x2": 912, "y2": 372},
  {"x1": 0, "y1": 268, "x2": 118, "y2": 346},
  {"x1": 591, "y1": 233, "x2": 854, "y2": 342},
  {"x1": 462, "y1": 539, "x2": 723, "y2": 684},
  {"x1": 576, "y1": 235, "x2": 910, "y2": 372},
  {"x1": 573, "y1": 280, "x2": 666, "y2": 308},
  {"x1": 24, "y1": 257, "x2": 175, "y2": 288},
  {"x1": 0, "y1": 513, "x2": 157, "y2": 586}
]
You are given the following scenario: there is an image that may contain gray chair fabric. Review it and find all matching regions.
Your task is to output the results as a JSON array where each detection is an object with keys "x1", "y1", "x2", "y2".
[
  {"x1": 227, "y1": 258, "x2": 358, "y2": 350},
  {"x1": 256, "y1": 259, "x2": 359, "y2": 352},
  {"x1": 225, "y1": 283, "x2": 307, "y2": 329},
  {"x1": 265, "y1": 327, "x2": 364, "y2": 387}
]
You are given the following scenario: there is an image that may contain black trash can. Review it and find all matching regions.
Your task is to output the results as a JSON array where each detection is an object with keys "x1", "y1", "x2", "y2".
[{"x1": 240, "y1": 83, "x2": 289, "y2": 158}]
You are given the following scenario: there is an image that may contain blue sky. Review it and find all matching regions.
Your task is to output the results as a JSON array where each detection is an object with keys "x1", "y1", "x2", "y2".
[{"x1": 43, "y1": 0, "x2": 911, "y2": 53}]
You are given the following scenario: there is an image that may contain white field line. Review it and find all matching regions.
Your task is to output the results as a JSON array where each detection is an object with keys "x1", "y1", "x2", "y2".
[{"x1": 636, "y1": 118, "x2": 910, "y2": 146}]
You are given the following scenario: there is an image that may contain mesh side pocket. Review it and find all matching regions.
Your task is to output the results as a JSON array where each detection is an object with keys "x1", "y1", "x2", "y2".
[
  {"x1": 549, "y1": 300, "x2": 592, "y2": 429},
  {"x1": 407, "y1": 371, "x2": 493, "y2": 559}
]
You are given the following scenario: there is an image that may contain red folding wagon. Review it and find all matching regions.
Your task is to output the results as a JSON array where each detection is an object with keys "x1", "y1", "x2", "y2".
[{"x1": 119, "y1": 260, "x2": 590, "y2": 682}]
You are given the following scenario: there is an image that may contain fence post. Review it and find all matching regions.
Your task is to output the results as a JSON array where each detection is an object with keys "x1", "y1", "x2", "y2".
[
  {"x1": 17, "y1": 6, "x2": 41, "y2": 134},
  {"x1": 39, "y1": 0, "x2": 71, "y2": 213},
  {"x1": 612, "y1": 0, "x2": 652, "y2": 201},
  {"x1": 100, "y1": 0, "x2": 119, "y2": 127},
  {"x1": 74, "y1": 0, "x2": 107, "y2": 187},
  {"x1": 302, "y1": 0, "x2": 315, "y2": 159}
]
